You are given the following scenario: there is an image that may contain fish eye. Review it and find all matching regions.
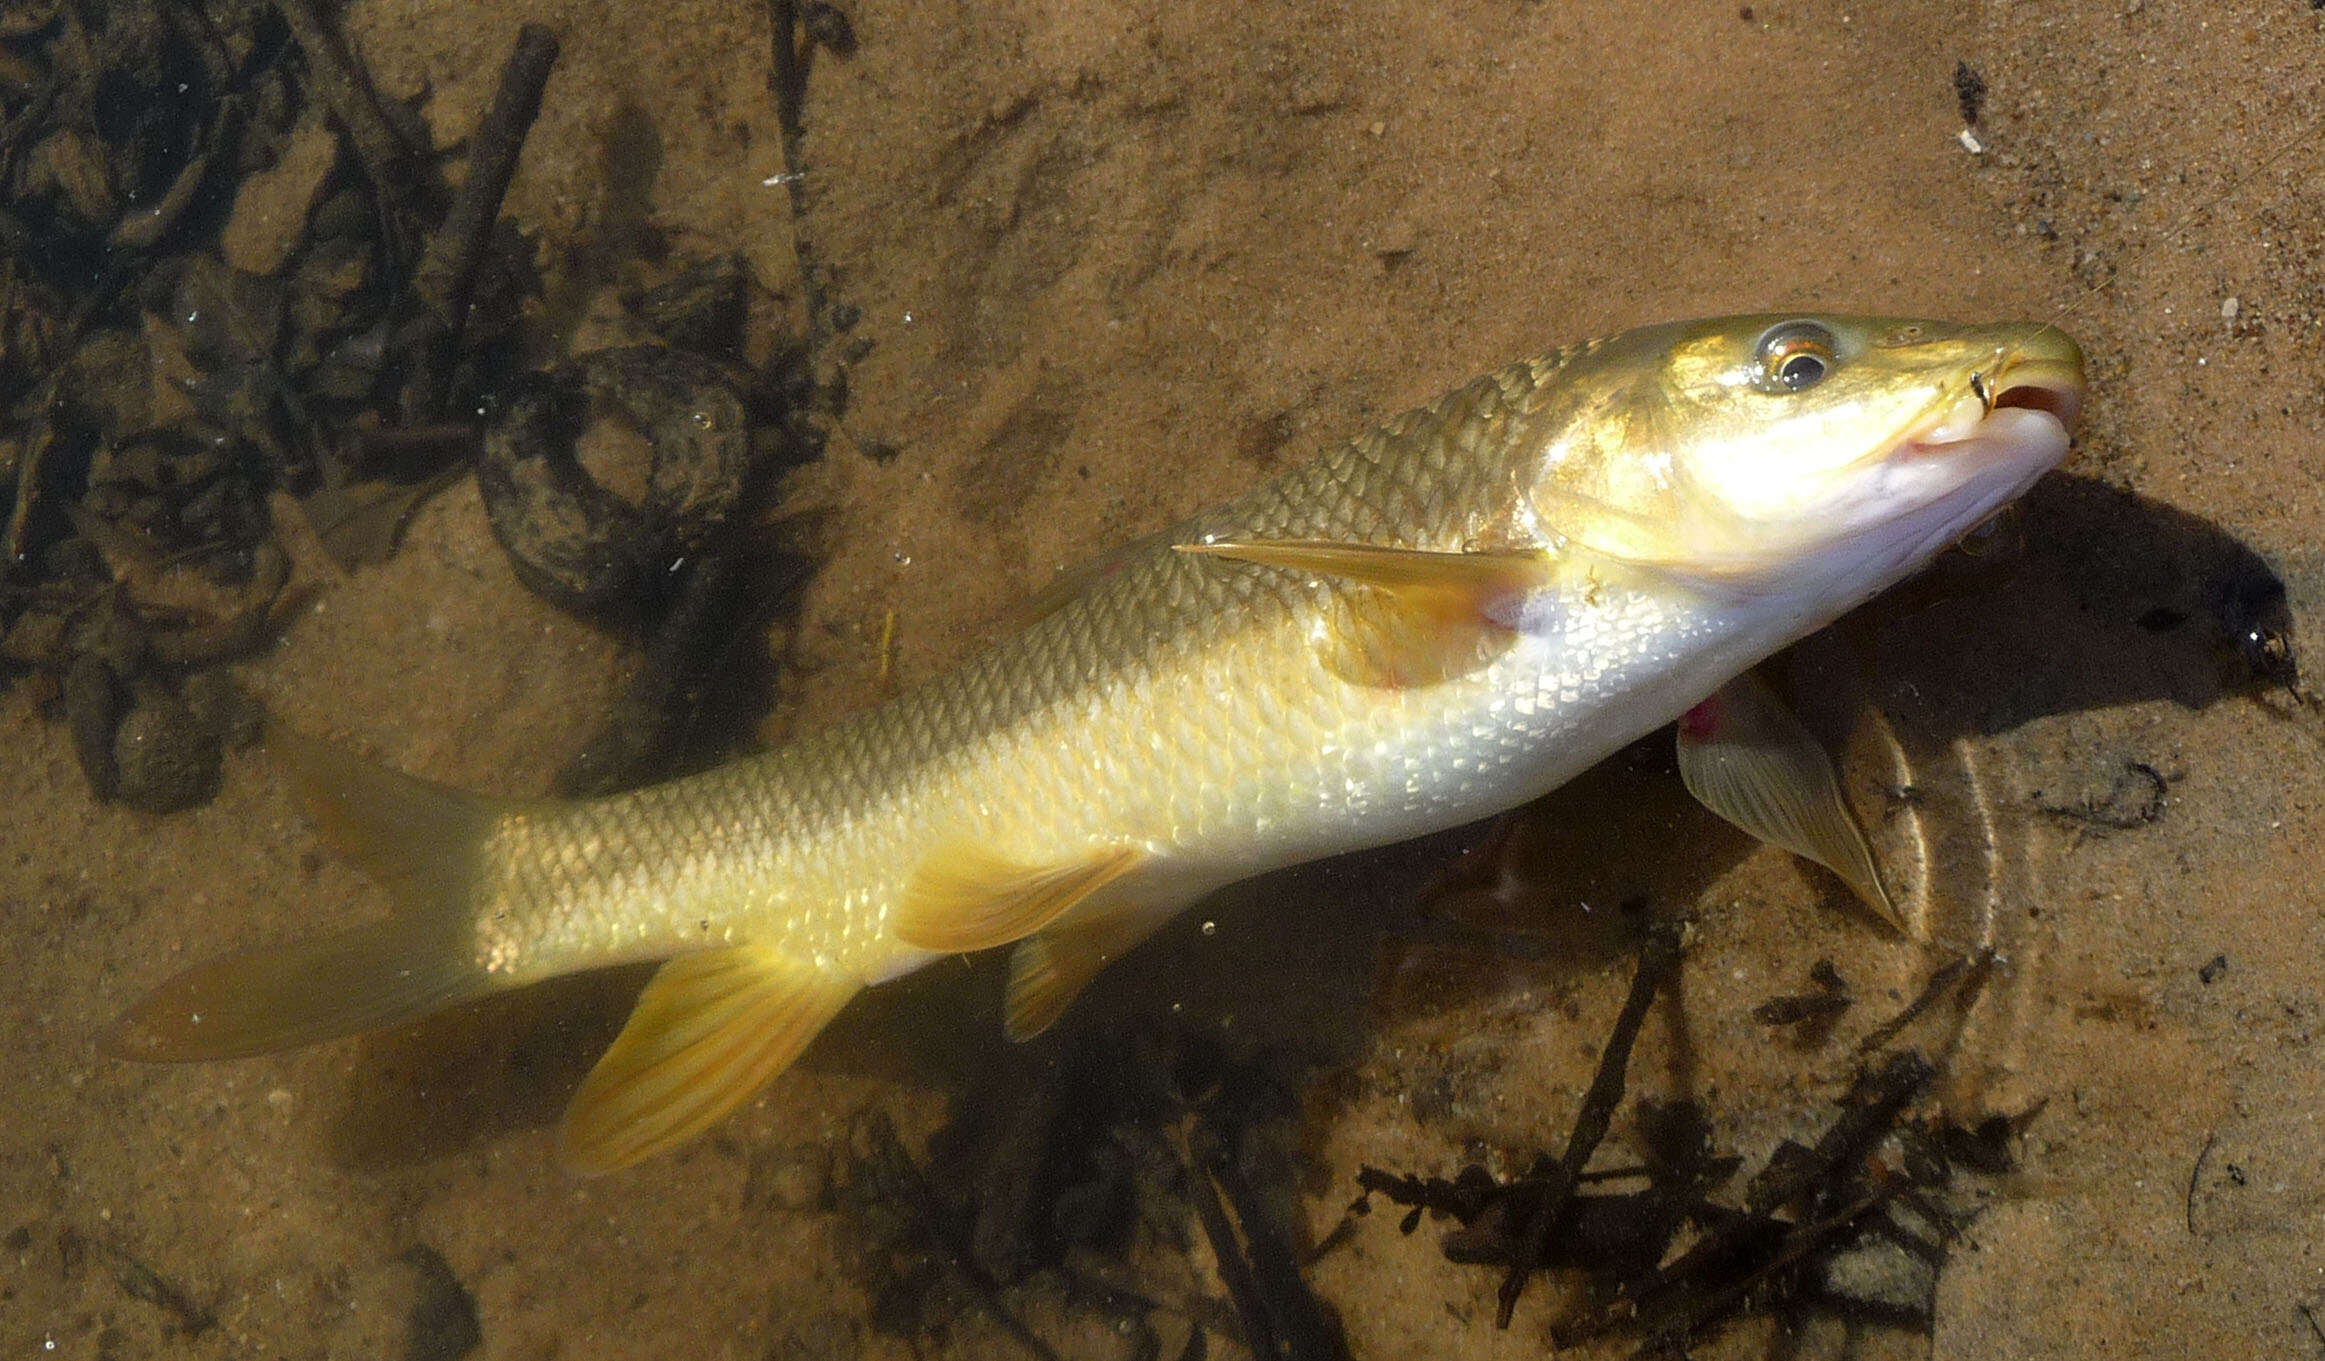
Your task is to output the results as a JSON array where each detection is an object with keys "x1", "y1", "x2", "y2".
[{"x1": 1753, "y1": 320, "x2": 1839, "y2": 393}]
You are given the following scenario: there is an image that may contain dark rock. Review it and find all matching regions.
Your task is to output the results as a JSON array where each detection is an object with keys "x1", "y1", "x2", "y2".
[
  {"x1": 64, "y1": 654, "x2": 122, "y2": 801},
  {"x1": 325, "y1": 1245, "x2": 482, "y2": 1361},
  {"x1": 113, "y1": 686, "x2": 222, "y2": 813},
  {"x1": 477, "y1": 346, "x2": 750, "y2": 619},
  {"x1": 770, "y1": 1313, "x2": 861, "y2": 1361}
]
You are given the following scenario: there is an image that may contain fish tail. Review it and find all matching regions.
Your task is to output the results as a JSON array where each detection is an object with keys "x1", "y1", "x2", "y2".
[{"x1": 105, "y1": 730, "x2": 512, "y2": 1061}]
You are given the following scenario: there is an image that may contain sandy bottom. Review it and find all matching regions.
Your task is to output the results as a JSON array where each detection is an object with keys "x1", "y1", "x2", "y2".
[{"x1": 9, "y1": 0, "x2": 2325, "y2": 1356}]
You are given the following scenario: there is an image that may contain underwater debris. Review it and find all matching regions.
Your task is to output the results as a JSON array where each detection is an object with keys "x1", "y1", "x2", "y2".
[
  {"x1": 1750, "y1": 956, "x2": 1854, "y2": 1030},
  {"x1": 271, "y1": 0, "x2": 430, "y2": 259},
  {"x1": 2030, "y1": 758, "x2": 2169, "y2": 832},
  {"x1": 763, "y1": 0, "x2": 864, "y2": 405},
  {"x1": 1358, "y1": 944, "x2": 2027, "y2": 1355},
  {"x1": 476, "y1": 345, "x2": 752, "y2": 617},
  {"x1": 829, "y1": 1024, "x2": 1341, "y2": 1361},
  {"x1": 404, "y1": 23, "x2": 558, "y2": 423},
  {"x1": 2, "y1": 3, "x2": 845, "y2": 806},
  {"x1": 1952, "y1": 61, "x2": 1987, "y2": 127},
  {"x1": 851, "y1": 1107, "x2": 1070, "y2": 1361},
  {"x1": 1489, "y1": 920, "x2": 1685, "y2": 1327},
  {"x1": 1173, "y1": 1104, "x2": 1350, "y2": 1361},
  {"x1": 81, "y1": 1231, "x2": 217, "y2": 1339},
  {"x1": 0, "y1": 4, "x2": 520, "y2": 806},
  {"x1": 630, "y1": 253, "x2": 753, "y2": 360},
  {"x1": 1854, "y1": 948, "x2": 1994, "y2": 1056}
]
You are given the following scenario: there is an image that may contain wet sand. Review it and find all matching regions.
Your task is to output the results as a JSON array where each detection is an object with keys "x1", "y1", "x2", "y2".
[{"x1": 8, "y1": 0, "x2": 2325, "y2": 1355}]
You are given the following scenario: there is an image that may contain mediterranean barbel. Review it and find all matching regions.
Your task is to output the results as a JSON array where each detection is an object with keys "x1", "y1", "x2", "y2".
[{"x1": 110, "y1": 314, "x2": 2085, "y2": 1172}]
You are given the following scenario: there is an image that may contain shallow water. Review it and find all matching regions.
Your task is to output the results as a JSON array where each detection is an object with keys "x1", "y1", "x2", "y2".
[{"x1": 9, "y1": 0, "x2": 2325, "y2": 1356}]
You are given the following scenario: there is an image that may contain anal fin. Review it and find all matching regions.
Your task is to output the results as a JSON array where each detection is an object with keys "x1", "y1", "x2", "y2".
[
  {"x1": 557, "y1": 947, "x2": 858, "y2": 1175},
  {"x1": 893, "y1": 842, "x2": 1145, "y2": 953},
  {"x1": 1677, "y1": 671, "x2": 1904, "y2": 933},
  {"x1": 1004, "y1": 904, "x2": 1171, "y2": 1041}
]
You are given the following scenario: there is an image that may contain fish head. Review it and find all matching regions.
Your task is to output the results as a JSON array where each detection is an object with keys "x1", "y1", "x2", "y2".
[{"x1": 1528, "y1": 313, "x2": 2086, "y2": 603}]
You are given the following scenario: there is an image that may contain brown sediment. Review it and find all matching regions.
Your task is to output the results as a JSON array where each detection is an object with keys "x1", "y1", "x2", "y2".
[{"x1": 7, "y1": 0, "x2": 2325, "y2": 1357}]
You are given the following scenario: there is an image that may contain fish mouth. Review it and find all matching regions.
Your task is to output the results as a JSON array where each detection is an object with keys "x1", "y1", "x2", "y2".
[
  {"x1": 1807, "y1": 334, "x2": 2089, "y2": 594},
  {"x1": 1902, "y1": 332, "x2": 2088, "y2": 456},
  {"x1": 1988, "y1": 360, "x2": 2085, "y2": 432}
]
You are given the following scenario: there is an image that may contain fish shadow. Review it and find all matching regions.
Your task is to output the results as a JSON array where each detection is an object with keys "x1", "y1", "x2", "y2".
[{"x1": 327, "y1": 471, "x2": 2300, "y2": 1168}]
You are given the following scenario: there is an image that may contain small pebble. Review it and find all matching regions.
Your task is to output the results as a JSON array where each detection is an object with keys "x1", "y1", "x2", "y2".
[
  {"x1": 1368, "y1": 218, "x2": 1418, "y2": 260},
  {"x1": 2220, "y1": 296, "x2": 2240, "y2": 322}
]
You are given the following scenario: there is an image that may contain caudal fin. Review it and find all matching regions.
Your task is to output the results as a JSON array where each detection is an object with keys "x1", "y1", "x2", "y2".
[{"x1": 105, "y1": 730, "x2": 516, "y2": 1061}]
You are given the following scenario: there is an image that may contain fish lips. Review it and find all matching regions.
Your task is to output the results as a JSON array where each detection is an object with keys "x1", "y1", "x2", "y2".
[{"x1": 1863, "y1": 360, "x2": 2086, "y2": 577}]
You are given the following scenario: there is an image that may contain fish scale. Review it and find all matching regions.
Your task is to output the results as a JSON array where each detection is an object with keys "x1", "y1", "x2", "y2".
[
  {"x1": 109, "y1": 314, "x2": 2084, "y2": 1172},
  {"x1": 480, "y1": 357, "x2": 1568, "y2": 982}
]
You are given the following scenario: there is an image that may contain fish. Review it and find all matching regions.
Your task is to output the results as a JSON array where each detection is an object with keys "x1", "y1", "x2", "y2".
[{"x1": 106, "y1": 313, "x2": 2086, "y2": 1173}]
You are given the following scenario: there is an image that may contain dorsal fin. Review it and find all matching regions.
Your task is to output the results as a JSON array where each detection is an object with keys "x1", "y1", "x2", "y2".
[{"x1": 1174, "y1": 539, "x2": 1548, "y2": 613}]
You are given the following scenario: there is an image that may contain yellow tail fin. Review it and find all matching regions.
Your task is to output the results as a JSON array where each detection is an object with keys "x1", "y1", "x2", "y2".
[{"x1": 105, "y1": 730, "x2": 517, "y2": 1061}]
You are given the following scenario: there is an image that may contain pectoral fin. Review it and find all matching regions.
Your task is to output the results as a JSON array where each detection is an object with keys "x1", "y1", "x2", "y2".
[
  {"x1": 1176, "y1": 539, "x2": 1551, "y2": 688},
  {"x1": 1004, "y1": 904, "x2": 1172, "y2": 1041},
  {"x1": 558, "y1": 947, "x2": 858, "y2": 1175},
  {"x1": 893, "y1": 843, "x2": 1147, "y2": 953},
  {"x1": 1677, "y1": 672, "x2": 1905, "y2": 933}
]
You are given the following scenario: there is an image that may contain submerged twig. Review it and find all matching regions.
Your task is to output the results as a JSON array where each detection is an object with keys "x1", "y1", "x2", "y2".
[
  {"x1": 272, "y1": 0, "x2": 423, "y2": 260},
  {"x1": 2186, "y1": 1129, "x2": 2217, "y2": 1237},
  {"x1": 1173, "y1": 1123, "x2": 1281, "y2": 1361},
  {"x1": 859, "y1": 1111, "x2": 1066, "y2": 1361},
  {"x1": 1589, "y1": 1051, "x2": 1938, "y2": 1352},
  {"x1": 406, "y1": 23, "x2": 560, "y2": 421},
  {"x1": 1174, "y1": 1114, "x2": 1350, "y2": 1361},
  {"x1": 1496, "y1": 920, "x2": 1685, "y2": 1327},
  {"x1": 1855, "y1": 948, "x2": 1995, "y2": 1054}
]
